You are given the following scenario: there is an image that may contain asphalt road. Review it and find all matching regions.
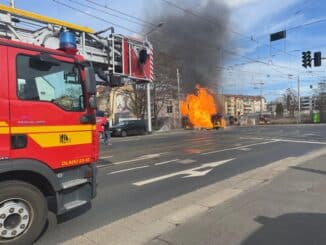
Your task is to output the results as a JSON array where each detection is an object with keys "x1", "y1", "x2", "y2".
[{"x1": 36, "y1": 124, "x2": 326, "y2": 244}]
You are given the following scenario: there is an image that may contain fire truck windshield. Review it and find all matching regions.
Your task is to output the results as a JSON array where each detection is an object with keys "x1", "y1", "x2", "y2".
[{"x1": 16, "y1": 54, "x2": 85, "y2": 111}]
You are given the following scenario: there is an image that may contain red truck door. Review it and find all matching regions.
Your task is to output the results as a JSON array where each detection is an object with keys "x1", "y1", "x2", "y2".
[
  {"x1": 0, "y1": 45, "x2": 10, "y2": 160},
  {"x1": 8, "y1": 46, "x2": 96, "y2": 169}
]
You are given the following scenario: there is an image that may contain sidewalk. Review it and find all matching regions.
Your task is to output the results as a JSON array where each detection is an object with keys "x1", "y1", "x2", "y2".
[{"x1": 148, "y1": 153, "x2": 326, "y2": 245}]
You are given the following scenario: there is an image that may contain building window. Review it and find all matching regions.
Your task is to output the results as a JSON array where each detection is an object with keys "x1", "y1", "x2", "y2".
[{"x1": 167, "y1": 105, "x2": 173, "y2": 113}]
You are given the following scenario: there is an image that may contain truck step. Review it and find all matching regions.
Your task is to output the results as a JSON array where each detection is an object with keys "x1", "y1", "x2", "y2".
[
  {"x1": 64, "y1": 200, "x2": 88, "y2": 211},
  {"x1": 62, "y1": 178, "x2": 88, "y2": 190}
]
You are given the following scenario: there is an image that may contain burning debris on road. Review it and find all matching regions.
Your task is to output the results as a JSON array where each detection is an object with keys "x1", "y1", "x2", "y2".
[{"x1": 180, "y1": 85, "x2": 225, "y2": 129}]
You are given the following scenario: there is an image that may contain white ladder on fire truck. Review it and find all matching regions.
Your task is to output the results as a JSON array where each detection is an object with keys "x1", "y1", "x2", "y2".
[{"x1": 0, "y1": 3, "x2": 153, "y2": 84}]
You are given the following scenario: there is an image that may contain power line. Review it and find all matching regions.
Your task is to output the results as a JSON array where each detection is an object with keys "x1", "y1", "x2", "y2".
[
  {"x1": 52, "y1": 0, "x2": 141, "y2": 35},
  {"x1": 84, "y1": 0, "x2": 156, "y2": 27},
  {"x1": 160, "y1": 0, "x2": 298, "y2": 59},
  {"x1": 160, "y1": 0, "x2": 253, "y2": 42},
  {"x1": 54, "y1": 0, "x2": 307, "y2": 78},
  {"x1": 67, "y1": 0, "x2": 152, "y2": 28},
  {"x1": 287, "y1": 16, "x2": 326, "y2": 31}
]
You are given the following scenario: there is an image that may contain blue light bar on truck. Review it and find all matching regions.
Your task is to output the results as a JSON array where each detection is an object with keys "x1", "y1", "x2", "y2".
[{"x1": 59, "y1": 31, "x2": 77, "y2": 54}]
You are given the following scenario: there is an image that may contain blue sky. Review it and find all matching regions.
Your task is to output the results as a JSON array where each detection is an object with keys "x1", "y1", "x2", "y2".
[{"x1": 3, "y1": 0, "x2": 326, "y2": 102}]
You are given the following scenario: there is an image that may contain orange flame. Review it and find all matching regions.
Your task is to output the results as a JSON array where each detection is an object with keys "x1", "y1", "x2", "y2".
[{"x1": 180, "y1": 85, "x2": 218, "y2": 129}]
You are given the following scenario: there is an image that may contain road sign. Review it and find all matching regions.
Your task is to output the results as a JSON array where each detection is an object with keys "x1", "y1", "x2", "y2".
[{"x1": 270, "y1": 30, "x2": 286, "y2": 42}]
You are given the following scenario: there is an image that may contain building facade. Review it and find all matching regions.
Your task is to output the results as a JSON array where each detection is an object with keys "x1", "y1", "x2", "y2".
[{"x1": 223, "y1": 94, "x2": 267, "y2": 117}]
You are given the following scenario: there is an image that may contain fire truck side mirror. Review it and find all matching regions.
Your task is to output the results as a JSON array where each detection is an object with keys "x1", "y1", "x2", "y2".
[
  {"x1": 139, "y1": 49, "x2": 148, "y2": 64},
  {"x1": 89, "y1": 95, "x2": 97, "y2": 109},
  {"x1": 84, "y1": 66, "x2": 96, "y2": 94}
]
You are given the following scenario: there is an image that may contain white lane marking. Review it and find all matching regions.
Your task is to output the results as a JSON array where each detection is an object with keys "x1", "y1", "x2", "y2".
[
  {"x1": 178, "y1": 159, "x2": 197, "y2": 164},
  {"x1": 133, "y1": 159, "x2": 234, "y2": 186},
  {"x1": 242, "y1": 137, "x2": 326, "y2": 145},
  {"x1": 107, "y1": 165, "x2": 149, "y2": 175},
  {"x1": 155, "y1": 159, "x2": 179, "y2": 166},
  {"x1": 238, "y1": 147, "x2": 251, "y2": 151},
  {"x1": 271, "y1": 138, "x2": 326, "y2": 145},
  {"x1": 100, "y1": 155, "x2": 113, "y2": 159},
  {"x1": 201, "y1": 140, "x2": 278, "y2": 155},
  {"x1": 240, "y1": 137, "x2": 264, "y2": 140},
  {"x1": 113, "y1": 153, "x2": 168, "y2": 165},
  {"x1": 302, "y1": 133, "x2": 317, "y2": 136}
]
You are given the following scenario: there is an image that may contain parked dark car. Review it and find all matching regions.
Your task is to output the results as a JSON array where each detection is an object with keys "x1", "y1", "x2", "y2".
[{"x1": 110, "y1": 120, "x2": 147, "y2": 137}]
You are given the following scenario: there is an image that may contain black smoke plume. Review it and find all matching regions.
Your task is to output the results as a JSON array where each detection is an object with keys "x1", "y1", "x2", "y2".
[{"x1": 147, "y1": 0, "x2": 230, "y2": 93}]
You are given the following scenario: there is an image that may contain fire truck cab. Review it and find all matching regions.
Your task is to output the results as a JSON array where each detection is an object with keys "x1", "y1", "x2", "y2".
[
  {"x1": 0, "y1": 3, "x2": 153, "y2": 243},
  {"x1": 0, "y1": 37, "x2": 98, "y2": 245},
  {"x1": 0, "y1": 26, "x2": 98, "y2": 245}
]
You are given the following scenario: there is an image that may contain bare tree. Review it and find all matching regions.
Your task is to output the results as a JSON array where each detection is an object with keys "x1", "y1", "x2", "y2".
[
  {"x1": 120, "y1": 84, "x2": 147, "y2": 119},
  {"x1": 151, "y1": 51, "x2": 178, "y2": 127},
  {"x1": 282, "y1": 88, "x2": 298, "y2": 118},
  {"x1": 118, "y1": 51, "x2": 178, "y2": 127}
]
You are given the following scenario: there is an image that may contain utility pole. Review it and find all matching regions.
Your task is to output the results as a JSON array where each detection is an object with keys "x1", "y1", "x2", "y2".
[
  {"x1": 252, "y1": 81, "x2": 264, "y2": 115},
  {"x1": 297, "y1": 76, "x2": 301, "y2": 123},
  {"x1": 146, "y1": 83, "x2": 152, "y2": 133},
  {"x1": 144, "y1": 23, "x2": 163, "y2": 133},
  {"x1": 259, "y1": 81, "x2": 263, "y2": 115},
  {"x1": 10, "y1": 0, "x2": 15, "y2": 7},
  {"x1": 176, "y1": 68, "x2": 181, "y2": 127}
]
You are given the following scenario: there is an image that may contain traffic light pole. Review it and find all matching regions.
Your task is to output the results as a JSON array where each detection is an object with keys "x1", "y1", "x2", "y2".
[
  {"x1": 176, "y1": 68, "x2": 181, "y2": 128},
  {"x1": 147, "y1": 83, "x2": 152, "y2": 133},
  {"x1": 297, "y1": 76, "x2": 301, "y2": 124}
]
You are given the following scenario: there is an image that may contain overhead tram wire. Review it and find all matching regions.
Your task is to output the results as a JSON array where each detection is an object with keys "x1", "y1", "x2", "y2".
[
  {"x1": 287, "y1": 17, "x2": 326, "y2": 31},
  {"x1": 67, "y1": 0, "x2": 153, "y2": 28},
  {"x1": 160, "y1": 0, "x2": 297, "y2": 58},
  {"x1": 160, "y1": 0, "x2": 250, "y2": 41},
  {"x1": 84, "y1": 0, "x2": 157, "y2": 27},
  {"x1": 52, "y1": 0, "x2": 142, "y2": 35},
  {"x1": 217, "y1": 66, "x2": 291, "y2": 79},
  {"x1": 53, "y1": 0, "x2": 303, "y2": 76}
]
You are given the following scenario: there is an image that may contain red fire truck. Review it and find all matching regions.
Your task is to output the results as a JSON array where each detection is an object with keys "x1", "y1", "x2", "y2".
[
  {"x1": 0, "y1": 3, "x2": 153, "y2": 244},
  {"x1": 0, "y1": 6, "x2": 100, "y2": 244},
  {"x1": 0, "y1": 37, "x2": 99, "y2": 245},
  {"x1": 0, "y1": 36, "x2": 99, "y2": 243}
]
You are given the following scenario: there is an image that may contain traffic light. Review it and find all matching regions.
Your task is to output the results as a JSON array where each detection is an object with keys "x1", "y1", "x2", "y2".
[
  {"x1": 306, "y1": 51, "x2": 311, "y2": 67},
  {"x1": 302, "y1": 51, "x2": 312, "y2": 68},
  {"x1": 302, "y1": 52, "x2": 307, "y2": 68},
  {"x1": 314, "y1": 51, "x2": 322, "y2": 67}
]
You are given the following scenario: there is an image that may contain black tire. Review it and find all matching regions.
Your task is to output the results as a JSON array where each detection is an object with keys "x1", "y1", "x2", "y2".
[
  {"x1": 121, "y1": 130, "x2": 127, "y2": 137},
  {"x1": 0, "y1": 181, "x2": 48, "y2": 245}
]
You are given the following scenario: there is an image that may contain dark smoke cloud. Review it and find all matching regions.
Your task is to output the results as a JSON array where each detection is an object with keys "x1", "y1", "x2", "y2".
[{"x1": 147, "y1": 0, "x2": 231, "y2": 92}]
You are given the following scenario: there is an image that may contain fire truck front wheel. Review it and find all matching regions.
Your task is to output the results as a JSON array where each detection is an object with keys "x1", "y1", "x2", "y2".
[{"x1": 0, "y1": 181, "x2": 47, "y2": 245}]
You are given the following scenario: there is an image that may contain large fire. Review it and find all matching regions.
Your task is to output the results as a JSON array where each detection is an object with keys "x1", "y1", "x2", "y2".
[{"x1": 180, "y1": 85, "x2": 219, "y2": 129}]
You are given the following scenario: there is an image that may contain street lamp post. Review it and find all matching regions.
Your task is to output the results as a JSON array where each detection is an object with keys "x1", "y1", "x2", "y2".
[
  {"x1": 145, "y1": 22, "x2": 164, "y2": 133},
  {"x1": 252, "y1": 81, "x2": 264, "y2": 116},
  {"x1": 288, "y1": 74, "x2": 301, "y2": 124},
  {"x1": 297, "y1": 76, "x2": 301, "y2": 123},
  {"x1": 177, "y1": 68, "x2": 181, "y2": 127}
]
